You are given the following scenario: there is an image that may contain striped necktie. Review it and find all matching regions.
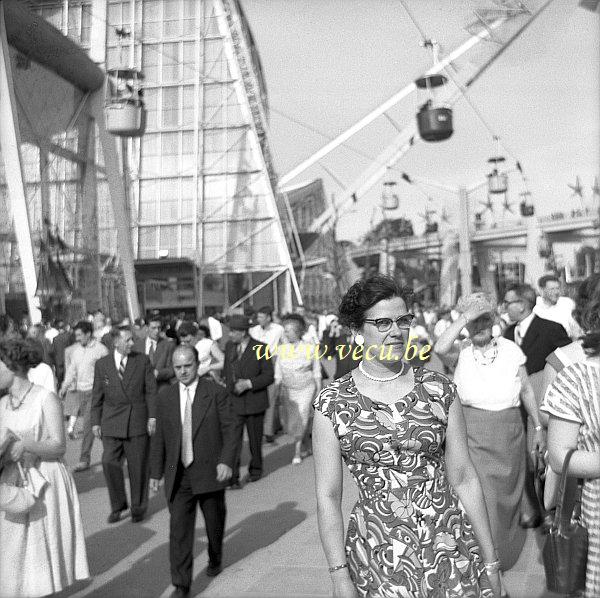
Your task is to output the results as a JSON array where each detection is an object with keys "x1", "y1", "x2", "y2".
[
  {"x1": 181, "y1": 387, "x2": 194, "y2": 467},
  {"x1": 118, "y1": 356, "x2": 126, "y2": 379}
]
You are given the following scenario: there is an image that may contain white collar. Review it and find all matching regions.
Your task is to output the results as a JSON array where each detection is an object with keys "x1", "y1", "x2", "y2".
[
  {"x1": 518, "y1": 312, "x2": 535, "y2": 335},
  {"x1": 179, "y1": 376, "x2": 199, "y2": 397}
]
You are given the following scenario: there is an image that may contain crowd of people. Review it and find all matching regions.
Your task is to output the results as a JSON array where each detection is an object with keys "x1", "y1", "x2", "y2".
[{"x1": 0, "y1": 271, "x2": 597, "y2": 597}]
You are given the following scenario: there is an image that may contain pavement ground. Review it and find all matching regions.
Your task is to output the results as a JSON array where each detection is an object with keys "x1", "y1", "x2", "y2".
[{"x1": 54, "y1": 422, "x2": 558, "y2": 598}]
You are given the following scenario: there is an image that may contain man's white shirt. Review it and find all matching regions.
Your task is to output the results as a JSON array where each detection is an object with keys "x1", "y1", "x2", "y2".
[{"x1": 179, "y1": 378, "x2": 199, "y2": 425}]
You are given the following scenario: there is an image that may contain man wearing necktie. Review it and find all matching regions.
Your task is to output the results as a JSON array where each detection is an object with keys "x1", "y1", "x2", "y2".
[
  {"x1": 133, "y1": 315, "x2": 175, "y2": 390},
  {"x1": 150, "y1": 345, "x2": 236, "y2": 598},
  {"x1": 503, "y1": 283, "x2": 570, "y2": 529},
  {"x1": 91, "y1": 326, "x2": 158, "y2": 524}
]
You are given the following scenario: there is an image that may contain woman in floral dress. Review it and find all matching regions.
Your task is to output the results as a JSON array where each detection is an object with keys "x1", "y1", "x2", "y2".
[{"x1": 313, "y1": 275, "x2": 502, "y2": 598}]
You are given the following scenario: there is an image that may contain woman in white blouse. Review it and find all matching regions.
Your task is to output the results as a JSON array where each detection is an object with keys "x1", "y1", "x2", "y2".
[
  {"x1": 274, "y1": 314, "x2": 322, "y2": 465},
  {"x1": 194, "y1": 325, "x2": 224, "y2": 380},
  {"x1": 435, "y1": 293, "x2": 544, "y2": 571}
]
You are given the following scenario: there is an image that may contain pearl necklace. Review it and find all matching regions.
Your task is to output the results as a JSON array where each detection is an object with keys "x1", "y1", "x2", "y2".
[
  {"x1": 9, "y1": 383, "x2": 34, "y2": 411},
  {"x1": 358, "y1": 361, "x2": 406, "y2": 382}
]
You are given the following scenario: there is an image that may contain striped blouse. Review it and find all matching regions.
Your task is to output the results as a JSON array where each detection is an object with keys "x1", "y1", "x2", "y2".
[{"x1": 541, "y1": 361, "x2": 600, "y2": 597}]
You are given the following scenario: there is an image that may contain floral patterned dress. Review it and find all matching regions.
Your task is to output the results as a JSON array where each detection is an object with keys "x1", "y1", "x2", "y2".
[{"x1": 313, "y1": 368, "x2": 492, "y2": 598}]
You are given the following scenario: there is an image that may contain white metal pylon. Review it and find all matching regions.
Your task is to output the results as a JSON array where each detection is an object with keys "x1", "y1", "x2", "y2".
[{"x1": 0, "y1": 5, "x2": 41, "y2": 323}]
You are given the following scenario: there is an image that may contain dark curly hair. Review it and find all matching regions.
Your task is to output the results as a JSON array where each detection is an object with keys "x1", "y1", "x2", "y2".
[
  {"x1": 281, "y1": 313, "x2": 306, "y2": 333},
  {"x1": 0, "y1": 338, "x2": 44, "y2": 375},
  {"x1": 573, "y1": 273, "x2": 600, "y2": 356},
  {"x1": 338, "y1": 275, "x2": 414, "y2": 330}
]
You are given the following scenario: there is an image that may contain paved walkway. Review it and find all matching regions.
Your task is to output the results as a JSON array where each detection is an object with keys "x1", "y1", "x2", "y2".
[{"x1": 56, "y1": 430, "x2": 557, "y2": 598}]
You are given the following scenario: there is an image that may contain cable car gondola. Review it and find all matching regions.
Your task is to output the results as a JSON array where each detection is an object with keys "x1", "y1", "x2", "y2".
[
  {"x1": 487, "y1": 156, "x2": 508, "y2": 195},
  {"x1": 415, "y1": 74, "x2": 453, "y2": 142},
  {"x1": 105, "y1": 68, "x2": 146, "y2": 137},
  {"x1": 381, "y1": 179, "x2": 399, "y2": 210}
]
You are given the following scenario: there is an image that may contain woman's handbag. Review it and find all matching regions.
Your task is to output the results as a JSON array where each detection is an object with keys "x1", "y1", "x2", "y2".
[{"x1": 542, "y1": 448, "x2": 588, "y2": 594}]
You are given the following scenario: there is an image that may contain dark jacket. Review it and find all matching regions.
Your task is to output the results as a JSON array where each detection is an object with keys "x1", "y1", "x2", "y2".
[
  {"x1": 222, "y1": 337, "x2": 274, "y2": 415},
  {"x1": 133, "y1": 337, "x2": 175, "y2": 388},
  {"x1": 91, "y1": 351, "x2": 158, "y2": 438},
  {"x1": 150, "y1": 378, "x2": 237, "y2": 501},
  {"x1": 52, "y1": 330, "x2": 75, "y2": 384},
  {"x1": 504, "y1": 315, "x2": 570, "y2": 375}
]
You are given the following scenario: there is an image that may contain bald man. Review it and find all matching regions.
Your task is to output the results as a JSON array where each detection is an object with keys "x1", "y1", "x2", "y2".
[{"x1": 150, "y1": 345, "x2": 236, "y2": 597}]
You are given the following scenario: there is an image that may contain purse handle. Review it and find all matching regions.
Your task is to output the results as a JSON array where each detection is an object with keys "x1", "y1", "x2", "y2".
[{"x1": 553, "y1": 448, "x2": 580, "y2": 536}]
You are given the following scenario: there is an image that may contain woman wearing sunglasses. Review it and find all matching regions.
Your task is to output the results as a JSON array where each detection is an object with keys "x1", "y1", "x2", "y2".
[{"x1": 313, "y1": 275, "x2": 502, "y2": 598}]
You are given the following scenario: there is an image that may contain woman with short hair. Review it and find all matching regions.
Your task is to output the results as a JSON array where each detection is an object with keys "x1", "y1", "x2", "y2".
[
  {"x1": 0, "y1": 338, "x2": 89, "y2": 597},
  {"x1": 313, "y1": 275, "x2": 502, "y2": 598},
  {"x1": 274, "y1": 313, "x2": 322, "y2": 465},
  {"x1": 435, "y1": 292, "x2": 544, "y2": 570}
]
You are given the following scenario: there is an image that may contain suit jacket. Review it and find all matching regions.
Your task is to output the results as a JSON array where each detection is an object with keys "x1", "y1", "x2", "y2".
[
  {"x1": 222, "y1": 338, "x2": 274, "y2": 415},
  {"x1": 150, "y1": 378, "x2": 237, "y2": 501},
  {"x1": 91, "y1": 351, "x2": 158, "y2": 438},
  {"x1": 504, "y1": 315, "x2": 570, "y2": 375},
  {"x1": 52, "y1": 330, "x2": 75, "y2": 383},
  {"x1": 133, "y1": 337, "x2": 175, "y2": 387}
]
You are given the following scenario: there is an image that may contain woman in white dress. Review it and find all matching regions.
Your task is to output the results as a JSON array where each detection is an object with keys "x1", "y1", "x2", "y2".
[
  {"x1": 274, "y1": 314, "x2": 322, "y2": 464},
  {"x1": 0, "y1": 338, "x2": 89, "y2": 597}
]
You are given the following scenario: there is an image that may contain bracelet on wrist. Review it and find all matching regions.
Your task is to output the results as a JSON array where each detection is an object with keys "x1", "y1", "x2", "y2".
[
  {"x1": 483, "y1": 559, "x2": 501, "y2": 574},
  {"x1": 328, "y1": 563, "x2": 348, "y2": 574}
]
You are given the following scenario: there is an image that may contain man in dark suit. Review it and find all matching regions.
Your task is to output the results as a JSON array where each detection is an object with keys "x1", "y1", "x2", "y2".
[
  {"x1": 92, "y1": 325, "x2": 158, "y2": 523},
  {"x1": 150, "y1": 345, "x2": 236, "y2": 598},
  {"x1": 133, "y1": 315, "x2": 175, "y2": 390},
  {"x1": 222, "y1": 315, "x2": 274, "y2": 488},
  {"x1": 503, "y1": 283, "x2": 570, "y2": 527}
]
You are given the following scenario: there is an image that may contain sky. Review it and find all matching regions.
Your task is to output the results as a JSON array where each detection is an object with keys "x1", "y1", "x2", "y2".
[{"x1": 241, "y1": 0, "x2": 599, "y2": 242}]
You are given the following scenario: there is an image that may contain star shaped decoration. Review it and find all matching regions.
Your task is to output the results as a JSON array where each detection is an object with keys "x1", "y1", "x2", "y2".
[{"x1": 568, "y1": 176, "x2": 583, "y2": 198}]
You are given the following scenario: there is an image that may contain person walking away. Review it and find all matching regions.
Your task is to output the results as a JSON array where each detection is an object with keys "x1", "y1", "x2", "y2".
[
  {"x1": 133, "y1": 315, "x2": 175, "y2": 391},
  {"x1": 435, "y1": 292, "x2": 544, "y2": 570},
  {"x1": 194, "y1": 325, "x2": 225, "y2": 380},
  {"x1": 503, "y1": 283, "x2": 570, "y2": 528},
  {"x1": 274, "y1": 314, "x2": 321, "y2": 464},
  {"x1": 222, "y1": 315, "x2": 273, "y2": 488},
  {"x1": 52, "y1": 321, "x2": 74, "y2": 388},
  {"x1": 249, "y1": 306, "x2": 283, "y2": 443},
  {"x1": 150, "y1": 345, "x2": 236, "y2": 597},
  {"x1": 0, "y1": 338, "x2": 89, "y2": 597},
  {"x1": 91, "y1": 326, "x2": 157, "y2": 522}
]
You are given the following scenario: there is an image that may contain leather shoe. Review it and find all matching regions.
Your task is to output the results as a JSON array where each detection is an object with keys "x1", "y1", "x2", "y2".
[
  {"x1": 248, "y1": 474, "x2": 261, "y2": 482},
  {"x1": 131, "y1": 510, "x2": 145, "y2": 523},
  {"x1": 169, "y1": 586, "x2": 189, "y2": 597},
  {"x1": 228, "y1": 481, "x2": 243, "y2": 490},
  {"x1": 264, "y1": 435, "x2": 275, "y2": 444},
  {"x1": 519, "y1": 514, "x2": 541, "y2": 529},
  {"x1": 107, "y1": 509, "x2": 125, "y2": 524},
  {"x1": 73, "y1": 461, "x2": 90, "y2": 472},
  {"x1": 206, "y1": 563, "x2": 222, "y2": 577}
]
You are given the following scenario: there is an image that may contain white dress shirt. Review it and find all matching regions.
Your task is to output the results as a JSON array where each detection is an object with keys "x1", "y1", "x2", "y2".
[
  {"x1": 114, "y1": 350, "x2": 128, "y2": 371},
  {"x1": 145, "y1": 337, "x2": 158, "y2": 355},
  {"x1": 534, "y1": 296, "x2": 581, "y2": 338},
  {"x1": 249, "y1": 322, "x2": 283, "y2": 350},
  {"x1": 179, "y1": 377, "x2": 199, "y2": 425},
  {"x1": 514, "y1": 312, "x2": 535, "y2": 345}
]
